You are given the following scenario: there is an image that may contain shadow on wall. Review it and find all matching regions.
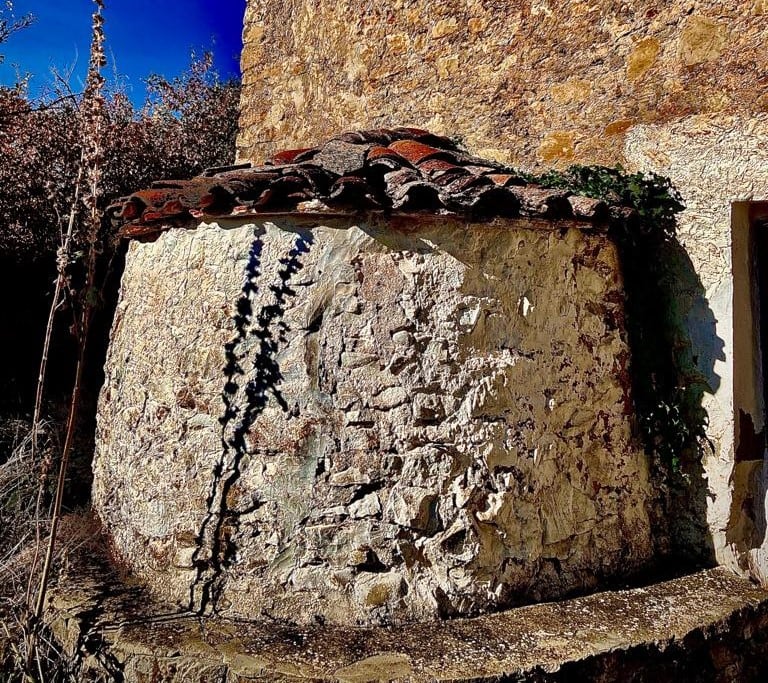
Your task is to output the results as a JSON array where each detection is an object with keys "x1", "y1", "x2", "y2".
[
  {"x1": 184, "y1": 218, "x2": 724, "y2": 617},
  {"x1": 376, "y1": 220, "x2": 725, "y2": 568},
  {"x1": 190, "y1": 227, "x2": 314, "y2": 614},
  {"x1": 620, "y1": 235, "x2": 724, "y2": 566}
]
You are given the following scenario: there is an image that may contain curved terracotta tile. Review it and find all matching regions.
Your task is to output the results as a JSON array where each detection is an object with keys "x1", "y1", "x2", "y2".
[
  {"x1": 388, "y1": 140, "x2": 452, "y2": 165},
  {"x1": 486, "y1": 173, "x2": 526, "y2": 187},
  {"x1": 417, "y1": 158, "x2": 463, "y2": 175},
  {"x1": 367, "y1": 145, "x2": 408, "y2": 163},
  {"x1": 110, "y1": 127, "x2": 623, "y2": 232},
  {"x1": 269, "y1": 148, "x2": 314, "y2": 165}
]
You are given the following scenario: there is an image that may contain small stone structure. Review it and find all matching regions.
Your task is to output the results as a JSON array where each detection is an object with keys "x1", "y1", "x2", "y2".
[
  {"x1": 94, "y1": 129, "x2": 652, "y2": 625},
  {"x1": 237, "y1": 0, "x2": 768, "y2": 584}
]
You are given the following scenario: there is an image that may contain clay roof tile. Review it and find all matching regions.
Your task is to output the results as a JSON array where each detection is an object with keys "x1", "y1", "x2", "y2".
[
  {"x1": 463, "y1": 164, "x2": 501, "y2": 176},
  {"x1": 390, "y1": 180, "x2": 442, "y2": 212},
  {"x1": 486, "y1": 173, "x2": 527, "y2": 187},
  {"x1": 443, "y1": 185, "x2": 522, "y2": 218},
  {"x1": 391, "y1": 127, "x2": 457, "y2": 148},
  {"x1": 327, "y1": 176, "x2": 381, "y2": 209},
  {"x1": 202, "y1": 162, "x2": 252, "y2": 177},
  {"x1": 311, "y1": 139, "x2": 370, "y2": 177},
  {"x1": 508, "y1": 187, "x2": 574, "y2": 219},
  {"x1": 388, "y1": 140, "x2": 453, "y2": 166},
  {"x1": 568, "y1": 195, "x2": 609, "y2": 220},
  {"x1": 270, "y1": 148, "x2": 315, "y2": 165},
  {"x1": 417, "y1": 158, "x2": 463, "y2": 175},
  {"x1": 333, "y1": 131, "x2": 369, "y2": 144},
  {"x1": 441, "y1": 173, "x2": 494, "y2": 195},
  {"x1": 110, "y1": 127, "x2": 624, "y2": 236},
  {"x1": 365, "y1": 147, "x2": 411, "y2": 176},
  {"x1": 367, "y1": 145, "x2": 408, "y2": 163},
  {"x1": 359, "y1": 128, "x2": 398, "y2": 144}
]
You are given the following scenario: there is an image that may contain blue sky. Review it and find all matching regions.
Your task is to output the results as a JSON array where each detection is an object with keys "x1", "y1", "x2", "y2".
[{"x1": 0, "y1": 0, "x2": 245, "y2": 103}]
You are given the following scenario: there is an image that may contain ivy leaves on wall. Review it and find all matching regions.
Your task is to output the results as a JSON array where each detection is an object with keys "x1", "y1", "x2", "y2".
[{"x1": 526, "y1": 164, "x2": 706, "y2": 473}]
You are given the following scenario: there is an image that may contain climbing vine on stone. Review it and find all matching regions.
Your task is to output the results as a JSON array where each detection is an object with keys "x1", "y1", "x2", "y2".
[
  {"x1": 526, "y1": 164, "x2": 704, "y2": 473},
  {"x1": 535, "y1": 164, "x2": 684, "y2": 240}
]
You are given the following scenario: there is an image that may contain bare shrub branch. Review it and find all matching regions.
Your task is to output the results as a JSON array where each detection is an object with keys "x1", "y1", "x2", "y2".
[
  {"x1": 1, "y1": 1, "x2": 240, "y2": 678},
  {"x1": 0, "y1": 1, "x2": 33, "y2": 55}
]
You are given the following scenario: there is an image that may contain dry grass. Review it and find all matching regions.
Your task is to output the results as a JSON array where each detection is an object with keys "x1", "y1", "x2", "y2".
[
  {"x1": 0, "y1": 418, "x2": 104, "y2": 681},
  {"x1": 0, "y1": 419, "x2": 55, "y2": 588}
]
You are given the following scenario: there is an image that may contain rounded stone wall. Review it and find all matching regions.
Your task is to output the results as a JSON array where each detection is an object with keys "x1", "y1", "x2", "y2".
[{"x1": 93, "y1": 216, "x2": 652, "y2": 625}]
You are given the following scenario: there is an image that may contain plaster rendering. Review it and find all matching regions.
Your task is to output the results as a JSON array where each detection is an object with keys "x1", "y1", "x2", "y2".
[
  {"x1": 625, "y1": 115, "x2": 768, "y2": 577},
  {"x1": 93, "y1": 216, "x2": 652, "y2": 625}
]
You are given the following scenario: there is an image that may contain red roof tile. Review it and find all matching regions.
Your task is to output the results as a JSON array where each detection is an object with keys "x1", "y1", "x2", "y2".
[
  {"x1": 107, "y1": 127, "x2": 632, "y2": 238},
  {"x1": 486, "y1": 173, "x2": 526, "y2": 187},
  {"x1": 417, "y1": 158, "x2": 464, "y2": 175},
  {"x1": 269, "y1": 148, "x2": 313, "y2": 165},
  {"x1": 388, "y1": 140, "x2": 452, "y2": 165},
  {"x1": 367, "y1": 145, "x2": 409, "y2": 164}
]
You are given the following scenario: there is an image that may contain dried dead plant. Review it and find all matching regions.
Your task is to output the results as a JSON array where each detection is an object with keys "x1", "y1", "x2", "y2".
[
  {"x1": 0, "y1": 419, "x2": 56, "y2": 577},
  {"x1": 19, "y1": 1, "x2": 107, "y2": 675},
  {"x1": 2, "y1": 0, "x2": 241, "y2": 677},
  {"x1": 0, "y1": 419, "x2": 67, "y2": 682}
]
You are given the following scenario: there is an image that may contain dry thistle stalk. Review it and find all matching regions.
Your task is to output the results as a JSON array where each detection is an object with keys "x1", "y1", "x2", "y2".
[
  {"x1": 3, "y1": 0, "x2": 239, "y2": 674},
  {"x1": 27, "y1": 1, "x2": 107, "y2": 667}
]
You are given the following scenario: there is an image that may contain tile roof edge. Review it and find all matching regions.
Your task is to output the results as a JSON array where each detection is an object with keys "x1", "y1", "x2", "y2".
[{"x1": 110, "y1": 127, "x2": 634, "y2": 236}]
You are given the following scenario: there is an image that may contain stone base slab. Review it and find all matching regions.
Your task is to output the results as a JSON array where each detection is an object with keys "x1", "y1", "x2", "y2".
[{"x1": 48, "y1": 547, "x2": 768, "y2": 682}]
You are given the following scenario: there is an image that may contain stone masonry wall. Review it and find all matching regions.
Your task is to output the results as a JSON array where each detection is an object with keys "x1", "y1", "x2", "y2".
[
  {"x1": 92, "y1": 217, "x2": 652, "y2": 625},
  {"x1": 237, "y1": 0, "x2": 766, "y2": 168},
  {"x1": 237, "y1": 0, "x2": 768, "y2": 581}
]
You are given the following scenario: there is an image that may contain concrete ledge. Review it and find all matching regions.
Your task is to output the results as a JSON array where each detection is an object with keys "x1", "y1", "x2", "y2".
[{"x1": 47, "y1": 552, "x2": 768, "y2": 682}]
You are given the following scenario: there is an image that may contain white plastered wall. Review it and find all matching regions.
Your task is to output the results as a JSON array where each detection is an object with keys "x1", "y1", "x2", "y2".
[{"x1": 625, "y1": 113, "x2": 768, "y2": 578}]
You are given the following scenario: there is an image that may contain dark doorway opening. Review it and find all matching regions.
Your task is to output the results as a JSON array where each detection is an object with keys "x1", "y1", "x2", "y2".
[{"x1": 730, "y1": 202, "x2": 768, "y2": 560}]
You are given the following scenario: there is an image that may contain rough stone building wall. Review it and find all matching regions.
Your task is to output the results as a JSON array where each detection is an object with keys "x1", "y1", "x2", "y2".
[
  {"x1": 237, "y1": 0, "x2": 766, "y2": 168},
  {"x1": 93, "y1": 217, "x2": 652, "y2": 625},
  {"x1": 237, "y1": 0, "x2": 768, "y2": 581}
]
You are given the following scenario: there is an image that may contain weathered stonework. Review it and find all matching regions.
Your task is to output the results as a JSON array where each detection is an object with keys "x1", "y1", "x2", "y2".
[
  {"x1": 236, "y1": 0, "x2": 768, "y2": 586},
  {"x1": 237, "y1": 1, "x2": 767, "y2": 169},
  {"x1": 93, "y1": 216, "x2": 652, "y2": 625}
]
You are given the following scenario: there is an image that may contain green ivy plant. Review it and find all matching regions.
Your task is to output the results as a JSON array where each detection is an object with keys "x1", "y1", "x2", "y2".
[
  {"x1": 522, "y1": 164, "x2": 705, "y2": 473},
  {"x1": 536, "y1": 165, "x2": 683, "y2": 236}
]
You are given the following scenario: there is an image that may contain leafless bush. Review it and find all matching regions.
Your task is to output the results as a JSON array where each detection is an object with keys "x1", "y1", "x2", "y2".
[
  {"x1": 0, "y1": 54, "x2": 240, "y2": 261},
  {"x1": 0, "y1": 1, "x2": 32, "y2": 51},
  {"x1": 1, "y1": 2, "x2": 242, "y2": 679}
]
